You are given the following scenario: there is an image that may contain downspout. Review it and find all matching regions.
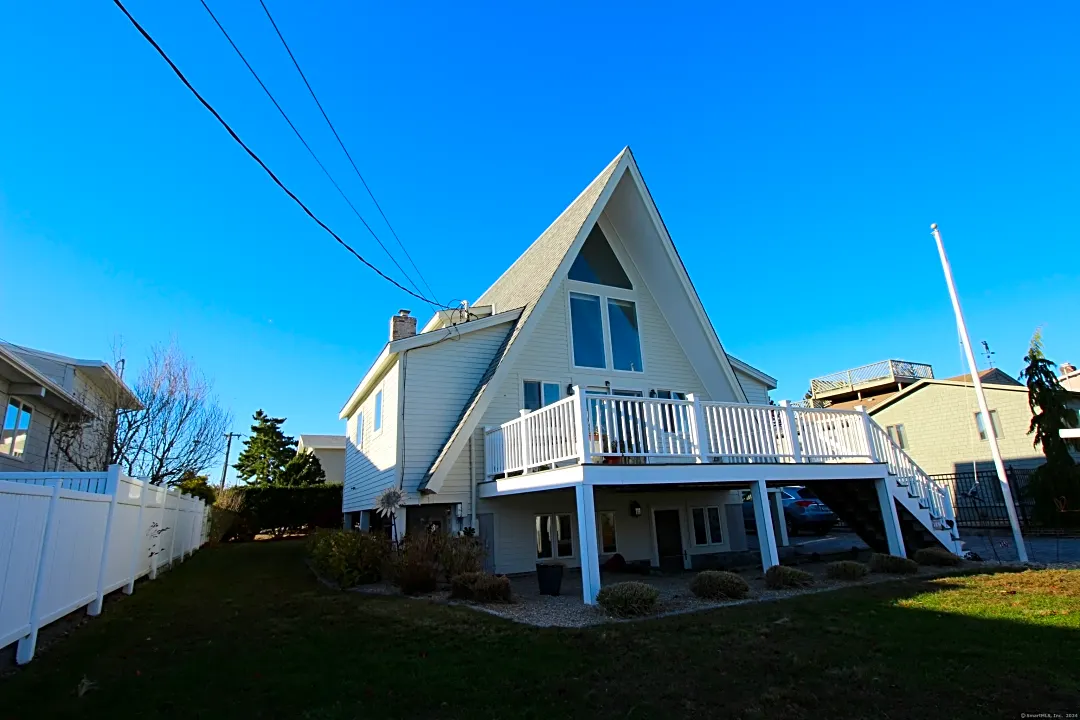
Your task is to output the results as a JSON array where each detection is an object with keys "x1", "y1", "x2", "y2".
[
  {"x1": 42, "y1": 415, "x2": 58, "y2": 472},
  {"x1": 469, "y1": 429, "x2": 478, "y2": 531}
]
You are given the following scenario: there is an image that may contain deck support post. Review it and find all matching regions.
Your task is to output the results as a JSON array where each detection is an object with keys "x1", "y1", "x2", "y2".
[
  {"x1": 779, "y1": 400, "x2": 802, "y2": 462},
  {"x1": 575, "y1": 483, "x2": 601, "y2": 605},
  {"x1": 685, "y1": 394, "x2": 709, "y2": 463},
  {"x1": 875, "y1": 478, "x2": 907, "y2": 557},
  {"x1": 770, "y1": 489, "x2": 790, "y2": 547},
  {"x1": 572, "y1": 386, "x2": 591, "y2": 465},
  {"x1": 750, "y1": 478, "x2": 780, "y2": 572},
  {"x1": 855, "y1": 405, "x2": 880, "y2": 462}
]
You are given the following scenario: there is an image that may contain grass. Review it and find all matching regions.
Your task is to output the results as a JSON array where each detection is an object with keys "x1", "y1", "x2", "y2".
[{"x1": 1, "y1": 541, "x2": 1078, "y2": 719}]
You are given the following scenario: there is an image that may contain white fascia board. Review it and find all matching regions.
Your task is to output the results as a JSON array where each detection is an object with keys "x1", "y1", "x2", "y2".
[
  {"x1": 339, "y1": 345, "x2": 394, "y2": 419},
  {"x1": 387, "y1": 308, "x2": 522, "y2": 353},
  {"x1": 728, "y1": 356, "x2": 778, "y2": 389}
]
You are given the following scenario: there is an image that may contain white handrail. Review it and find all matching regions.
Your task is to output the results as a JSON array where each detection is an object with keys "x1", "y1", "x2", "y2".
[
  {"x1": 485, "y1": 396, "x2": 580, "y2": 476},
  {"x1": 699, "y1": 401, "x2": 794, "y2": 463},
  {"x1": 584, "y1": 395, "x2": 695, "y2": 458},
  {"x1": 790, "y1": 407, "x2": 872, "y2": 462},
  {"x1": 868, "y1": 420, "x2": 956, "y2": 529}
]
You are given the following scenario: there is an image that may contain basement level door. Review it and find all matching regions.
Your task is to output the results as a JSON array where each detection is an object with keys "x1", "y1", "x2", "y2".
[{"x1": 653, "y1": 509, "x2": 684, "y2": 571}]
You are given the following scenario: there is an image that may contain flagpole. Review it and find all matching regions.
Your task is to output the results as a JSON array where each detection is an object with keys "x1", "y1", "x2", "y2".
[{"x1": 931, "y1": 223, "x2": 1028, "y2": 562}]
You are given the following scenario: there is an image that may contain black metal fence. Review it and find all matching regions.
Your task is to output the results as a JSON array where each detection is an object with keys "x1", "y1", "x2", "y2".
[{"x1": 932, "y1": 469, "x2": 1039, "y2": 530}]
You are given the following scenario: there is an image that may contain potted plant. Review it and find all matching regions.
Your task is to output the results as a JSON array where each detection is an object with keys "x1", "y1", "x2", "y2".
[{"x1": 536, "y1": 560, "x2": 564, "y2": 595}]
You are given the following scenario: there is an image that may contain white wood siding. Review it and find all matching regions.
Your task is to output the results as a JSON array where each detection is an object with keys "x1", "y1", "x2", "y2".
[
  {"x1": 477, "y1": 488, "x2": 743, "y2": 575},
  {"x1": 401, "y1": 324, "x2": 511, "y2": 500},
  {"x1": 734, "y1": 368, "x2": 771, "y2": 405},
  {"x1": 343, "y1": 362, "x2": 400, "y2": 513}
]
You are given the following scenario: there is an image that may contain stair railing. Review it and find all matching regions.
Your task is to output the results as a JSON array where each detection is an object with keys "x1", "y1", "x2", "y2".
[{"x1": 867, "y1": 419, "x2": 956, "y2": 532}]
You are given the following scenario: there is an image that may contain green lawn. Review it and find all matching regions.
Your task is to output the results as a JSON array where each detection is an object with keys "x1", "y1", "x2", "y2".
[{"x1": 2, "y1": 542, "x2": 1078, "y2": 719}]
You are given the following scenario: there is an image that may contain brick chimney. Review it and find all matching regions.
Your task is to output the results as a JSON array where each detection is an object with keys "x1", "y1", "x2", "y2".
[
  {"x1": 390, "y1": 309, "x2": 417, "y2": 341},
  {"x1": 1062, "y1": 362, "x2": 1077, "y2": 375}
]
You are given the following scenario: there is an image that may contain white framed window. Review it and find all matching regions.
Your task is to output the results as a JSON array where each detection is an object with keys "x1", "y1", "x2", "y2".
[
  {"x1": 691, "y1": 506, "x2": 724, "y2": 546},
  {"x1": 886, "y1": 424, "x2": 907, "y2": 449},
  {"x1": 1, "y1": 399, "x2": 33, "y2": 459},
  {"x1": 355, "y1": 411, "x2": 364, "y2": 449},
  {"x1": 975, "y1": 410, "x2": 1002, "y2": 441},
  {"x1": 569, "y1": 292, "x2": 606, "y2": 368},
  {"x1": 374, "y1": 390, "x2": 383, "y2": 432},
  {"x1": 523, "y1": 381, "x2": 561, "y2": 412},
  {"x1": 654, "y1": 390, "x2": 687, "y2": 400},
  {"x1": 535, "y1": 513, "x2": 573, "y2": 559},
  {"x1": 597, "y1": 511, "x2": 618, "y2": 554},
  {"x1": 607, "y1": 298, "x2": 642, "y2": 372}
]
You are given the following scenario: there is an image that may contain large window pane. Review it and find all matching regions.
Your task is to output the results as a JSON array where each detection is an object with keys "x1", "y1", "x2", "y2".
[
  {"x1": 570, "y1": 293, "x2": 606, "y2": 368},
  {"x1": 542, "y1": 383, "x2": 561, "y2": 407},
  {"x1": 608, "y1": 299, "x2": 643, "y2": 372},
  {"x1": 707, "y1": 507, "x2": 723, "y2": 544},
  {"x1": 374, "y1": 391, "x2": 383, "y2": 431},
  {"x1": 12, "y1": 404, "x2": 31, "y2": 457},
  {"x1": 0, "y1": 401, "x2": 18, "y2": 456},
  {"x1": 692, "y1": 507, "x2": 708, "y2": 545},
  {"x1": 536, "y1": 515, "x2": 553, "y2": 559},
  {"x1": 568, "y1": 224, "x2": 632, "y2": 289},
  {"x1": 556, "y1": 514, "x2": 573, "y2": 557},
  {"x1": 523, "y1": 381, "x2": 542, "y2": 412}
]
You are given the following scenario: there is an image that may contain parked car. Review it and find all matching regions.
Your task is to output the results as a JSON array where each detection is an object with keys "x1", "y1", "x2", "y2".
[{"x1": 742, "y1": 486, "x2": 837, "y2": 536}]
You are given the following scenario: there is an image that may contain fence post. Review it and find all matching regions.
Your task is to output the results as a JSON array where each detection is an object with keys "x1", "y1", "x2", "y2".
[
  {"x1": 779, "y1": 401, "x2": 802, "y2": 463},
  {"x1": 855, "y1": 405, "x2": 880, "y2": 462},
  {"x1": 150, "y1": 487, "x2": 165, "y2": 580},
  {"x1": 572, "y1": 386, "x2": 591, "y2": 465},
  {"x1": 685, "y1": 394, "x2": 708, "y2": 463},
  {"x1": 88, "y1": 466, "x2": 122, "y2": 616},
  {"x1": 124, "y1": 475, "x2": 147, "y2": 595},
  {"x1": 16, "y1": 479, "x2": 62, "y2": 665}
]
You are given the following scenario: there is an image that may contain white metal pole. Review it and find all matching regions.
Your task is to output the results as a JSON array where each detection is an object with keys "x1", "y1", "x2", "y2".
[{"x1": 931, "y1": 223, "x2": 1028, "y2": 562}]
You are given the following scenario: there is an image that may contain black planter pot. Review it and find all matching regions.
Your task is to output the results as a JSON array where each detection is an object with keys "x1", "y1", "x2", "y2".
[{"x1": 536, "y1": 562, "x2": 564, "y2": 596}]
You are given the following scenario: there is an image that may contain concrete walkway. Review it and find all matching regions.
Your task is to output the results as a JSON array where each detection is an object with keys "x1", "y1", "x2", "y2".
[{"x1": 961, "y1": 533, "x2": 1080, "y2": 564}]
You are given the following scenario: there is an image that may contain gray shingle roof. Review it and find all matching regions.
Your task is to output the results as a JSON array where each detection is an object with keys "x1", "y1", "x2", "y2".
[{"x1": 419, "y1": 149, "x2": 628, "y2": 490}]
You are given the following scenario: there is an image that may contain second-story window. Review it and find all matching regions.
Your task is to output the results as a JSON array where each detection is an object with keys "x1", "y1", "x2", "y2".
[
  {"x1": 523, "y1": 381, "x2": 561, "y2": 412},
  {"x1": 374, "y1": 390, "x2": 383, "y2": 432},
  {"x1": 569, "y1": 292, "x2": 606, "y2": 368},
  {"x1": 1, "y1": 399, "x2": 32, "y2": 459}
]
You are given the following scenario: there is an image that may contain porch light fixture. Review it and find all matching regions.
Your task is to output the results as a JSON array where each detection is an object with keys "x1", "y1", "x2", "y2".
[
  {"x1": 648, "y1": 389, "x2": 657, "y2": 398},
  {"x1": 567, "y1": 384, "x2": 575, "y2": 396},
  {"x1": 629, "y1": 501, "x2": 642, "y2": 518}
]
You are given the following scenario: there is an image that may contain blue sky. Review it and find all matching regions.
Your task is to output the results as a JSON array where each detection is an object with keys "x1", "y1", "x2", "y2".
[{"x1": 2, "y1": 2, "x2": 1078, "y2": 484}]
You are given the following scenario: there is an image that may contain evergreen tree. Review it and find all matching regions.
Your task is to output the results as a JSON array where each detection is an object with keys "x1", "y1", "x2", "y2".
[
  {"x1": 1019, "y1": 330, "x2": 1079, "y2": 524},
  {"x1": 279, "y1": 450, "x2": 326, "y2": 487},
  {"x1": 173, "y1": 470, "x2": 217, "y2": 505},
  {"x1": 234, "y1": 410, "x2": 297, "y2": 485}
]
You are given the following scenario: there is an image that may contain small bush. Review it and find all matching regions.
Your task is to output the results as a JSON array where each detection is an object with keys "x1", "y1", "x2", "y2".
[
  {"x1": 437, "y1": 536, "x2": 485, "y2": 583},
  {"x1": 450, "y1": 571, "x2": 512, "y2": 603},
  {"x1": 869, "y1": 553, "x2": 919, "y2": 574},
  {"x1": 217, "y1": 485, "x2": 343, "y2": 539},
  {"x1": 596, "y1": 581, "x2": 660, "y2": 617},
  {"x1": 306, "y1": 529, "x2": 390, "y2": 587},
  {"x1": 824, "y1": 560, "x2": 869, "y2": 581},
  {"x1": 689, "y1": 571, "x2": 750, "y2": 600},
  {"x1": 764, "y1": 565, "x2": 815, "y2": 589},
  {"x1": 914, "y1": 547, "x2": 963, "y2": 567},
  {"x1": 389, "y1": 532, "x2": 440, "y2": 595}
]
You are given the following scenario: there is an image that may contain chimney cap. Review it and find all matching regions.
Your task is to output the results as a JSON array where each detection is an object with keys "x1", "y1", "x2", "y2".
[{"x1": 398, "y1": 309, "x2": 411, "y2": 317}]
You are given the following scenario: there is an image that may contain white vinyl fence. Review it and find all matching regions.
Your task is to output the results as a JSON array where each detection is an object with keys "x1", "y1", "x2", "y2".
[{"x1": 0, "y1": 465, "x2": 210, "y2": 664}]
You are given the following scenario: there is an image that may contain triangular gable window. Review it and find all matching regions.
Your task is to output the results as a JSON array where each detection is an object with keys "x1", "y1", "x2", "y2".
[{"x1": 568, "y1": 224, "x2": 632, "y2": 289}]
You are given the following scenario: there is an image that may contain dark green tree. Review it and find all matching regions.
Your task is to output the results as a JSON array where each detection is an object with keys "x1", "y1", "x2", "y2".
[
  {"x1": 279, "y1": 450, "x2": 327, "y2": 487},
  {"x1": 173, "y1": 470, "x2": 217, "y2": 505},
  {"x1": 1019, "y1": 330, "x2": 1079, "y2": 524},
  {"x1": 234, "y1": 410, "x2": 297, "y2": 486}
]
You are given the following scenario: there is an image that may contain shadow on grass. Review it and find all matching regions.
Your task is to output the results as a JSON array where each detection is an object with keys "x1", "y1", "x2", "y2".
[{"x1": 0, "y1": 542, "x2": 1076, "y2": 720}]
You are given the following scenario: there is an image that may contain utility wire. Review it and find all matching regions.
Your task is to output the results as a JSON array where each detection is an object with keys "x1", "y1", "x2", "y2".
[
  {"x1": 112, "y1": 0, "x2": 447, "y2": 309},
  {"x1": 257, "y1": 0, "x2": 441, "y2": 305},
  {"x1": 196, "y1": 0, "x2": 431, "y2": 305}
]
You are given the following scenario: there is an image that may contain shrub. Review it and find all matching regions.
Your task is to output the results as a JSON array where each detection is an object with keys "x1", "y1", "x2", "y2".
[
  {"x1": 306, "y1": 529, "x2": 390, "y2": 587},
  {"x1": 914, "y1": 547, "x2": 963, "y2": 567},
  {"x1": 450, "y1": 571, "x2": 512, "y2": 603},
  {"x1": 388, "y1": 532, "x2": 440, "y2": 595},
  {"x1": 217, "y1": 485, "x2": 342, "y2": 539},
  {"x1": 764, "y1": 565, "x2": 815, "y2": 589},
  {"x1": 868, "y1": 553, "x2": 919, "y2": 574},
  {"x1": 689, "y1": 571, "x2": 750, "y2": 600},
  {"x1": 824, "y1": 560, "x2": 869, "y2": 581},
  {"x1": 596, "y1": 581, "x2": 659, "y2": 617},
  {"x1": 437, "y1": 536, "x2": 485, "y2": 583}
]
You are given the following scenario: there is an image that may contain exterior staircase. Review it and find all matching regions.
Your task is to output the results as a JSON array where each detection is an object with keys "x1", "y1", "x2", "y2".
[{"x1": 807, "y1": 420, "x2": 962, "y2": 556}]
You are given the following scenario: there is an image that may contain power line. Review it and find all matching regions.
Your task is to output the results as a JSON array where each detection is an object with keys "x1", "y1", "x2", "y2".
[
  {"x1": 257, "y1": 0, "x2": 441, "y2": 305},
  {"x1": 112, "y1": 0, "x2": 446, "y2": 309},
  {"x1": 196, "y1": 0, "x2": 431, "y2": 305}
]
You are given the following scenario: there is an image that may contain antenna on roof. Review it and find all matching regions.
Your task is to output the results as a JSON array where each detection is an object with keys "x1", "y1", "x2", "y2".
[{"x1": 981, "y1": 340, "x2": 995, "y2": 369}]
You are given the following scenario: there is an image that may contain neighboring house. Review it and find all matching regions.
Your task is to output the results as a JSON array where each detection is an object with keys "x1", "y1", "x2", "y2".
[
  {"x1": 339, "y1": 148, "x2": 957, "y2": 603},
  {"x1": 297, "y1": 434, "x2": 346, "y2": 484},
  {"x1": 811, "y1": 361, "x2": 1080, "y2": 476},
  {"x1": 0, "y1": 343, "x2": 139, "y2": 473}
]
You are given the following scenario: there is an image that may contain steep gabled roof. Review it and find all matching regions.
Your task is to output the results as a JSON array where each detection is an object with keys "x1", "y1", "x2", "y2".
[
  {"x1": 416, "y1": 151, "x2": 625, "y2": 491},
  {"x1": 418, "y1": 147, "x2": 748, "y2": 493},
  {"x1": 943, "y1": 368, "x2": 1022, "y2": 387}
]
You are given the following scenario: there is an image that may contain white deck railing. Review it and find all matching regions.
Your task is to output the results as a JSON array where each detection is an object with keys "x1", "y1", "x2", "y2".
[
  {"x1": 483, "y1": 388, "x2": 883, "y2": 477},
  {"x1": 868, "y1": 422, "x2": 955, "y2": 530}
]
